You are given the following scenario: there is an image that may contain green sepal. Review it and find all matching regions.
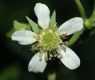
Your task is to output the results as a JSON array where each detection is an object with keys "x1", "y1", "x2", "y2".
[
  {"x1": 67, "y1": 29, "x2": 84, "y2": 47},
  {"x1": 7, "y1": 20, "x2": 31, "y2": 38},
  {"x1": 89, "y1": 6, "x2": 95, "y2": 27},
  {"x1": 50, "y1": 11, "x2": 58, "y2": 30},
  {"x1": 7, "y1": 27, "x2": 15, "y2": 38},
  {"x1": 14, "y1": 20, "x2": 31, "y2": 31},
  {"x1": 26, "y1": 16, "x2": 40, "y2": 33}
]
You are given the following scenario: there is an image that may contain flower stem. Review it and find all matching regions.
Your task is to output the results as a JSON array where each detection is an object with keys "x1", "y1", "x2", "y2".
[
  {"x1": 74, "y1": 0, "x2": 86, "y2": 19},
  {"x1": 48, "y1": 72, "x2": 56, "y2": 80},
  {"x1": 67, "y1": 29, "x2": 84, "y2": 47},
  {"x1": 67, "y1": 0, "x2": 87, "y2": 47}
]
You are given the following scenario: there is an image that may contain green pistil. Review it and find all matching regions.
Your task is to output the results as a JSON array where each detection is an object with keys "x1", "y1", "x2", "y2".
[{"x1": 39, "y1": 30, "x2": 61, "y2": 51}]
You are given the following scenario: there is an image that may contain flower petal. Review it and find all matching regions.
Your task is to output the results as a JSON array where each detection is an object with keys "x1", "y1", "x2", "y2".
[
  {"x1": 34, "y1": 3, "x2": 50, "y2": 29},
  {"x1": 58, "y1": 17, "x2": 83, "y2": 35},
  {"x1": 12, "y1": 30, "x2": 37, "y2": 45},
  {"x1": 28, "y1": 52, "x2": 47, "y2": 73},
  {"x1": 57, "y1": 47, "x2": 80, "y2": 70}
]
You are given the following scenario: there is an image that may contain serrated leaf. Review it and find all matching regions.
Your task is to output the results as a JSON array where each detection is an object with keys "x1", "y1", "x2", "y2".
[
  {"x1": 50, "y1": 11, "x2": 58, "y2": 30},
  {"x1": 14, "y1": 20, "x2": 30, "y2": 31},
  {"x1": 26, "y1": 16, "x2": 40, "y2": 33}
]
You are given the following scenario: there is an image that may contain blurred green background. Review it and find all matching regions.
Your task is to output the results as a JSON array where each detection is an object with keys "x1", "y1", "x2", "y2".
[{"x1": 0, "y1": 0, "x2": 95, "y2": 80}]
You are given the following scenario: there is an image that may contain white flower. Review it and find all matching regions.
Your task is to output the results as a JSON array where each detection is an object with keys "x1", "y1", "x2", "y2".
[{"x1": 11, "y1": 3, "x2": 83, "y2": 73}]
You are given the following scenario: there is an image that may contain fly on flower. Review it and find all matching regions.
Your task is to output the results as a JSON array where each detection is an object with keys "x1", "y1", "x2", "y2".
[{"x1": 11, "y1": 3, "x2": 83, "y2": 73}]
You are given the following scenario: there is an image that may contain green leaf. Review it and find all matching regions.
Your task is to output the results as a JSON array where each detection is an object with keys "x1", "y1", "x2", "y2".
[
  {"x1": 14, "y1": 20, "x2": 30, "y2": 31},
  {"x1": 50, "y1": 11, "x2": 58, "y2": 30},
  {"x1": 26, "y1": 16, "x2": 40, "y2": 33}
]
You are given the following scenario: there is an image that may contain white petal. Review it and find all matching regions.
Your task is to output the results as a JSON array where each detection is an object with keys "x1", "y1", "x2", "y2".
[
  {"x1": 34, "y1": 3, "x2": 50, "y2": 29},
  {"x1": 28, "y1": 52, "x2": 47, "y2": 73},
  {"x1": 58, "y1": 17, "x2": 83, "y2": 35},
  {"x1": 12, "y1": 30, "x2": 37, "y2": 45},
  {"x1": 57, "y1": 47, "x2": 80, "y2": 70}
]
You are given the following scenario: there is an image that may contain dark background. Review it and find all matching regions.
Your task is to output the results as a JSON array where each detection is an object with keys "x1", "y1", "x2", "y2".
[{"x1": 0, "y1": 0, "x2": 95, "y2": 80}]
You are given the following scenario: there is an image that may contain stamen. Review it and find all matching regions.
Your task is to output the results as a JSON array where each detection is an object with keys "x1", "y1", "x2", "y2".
[
  {"x1": 45, "y1": 52, "x2": 48, "y2": 61},
  {"x1": 57, "y1": 54, "x2": 63, "y2": 59},
  {"x1": 60, "y1": 34, "x2": 68, "y2": 40},
  {"x1": 32, "y1": 29, "x2": 67, "y2": 60},
  {"x1": 38, "y1": 29, "x2": 62, "y2": 51},
  {"x1": 39, "y1": 53, "x2": 42, "y2": 61}
]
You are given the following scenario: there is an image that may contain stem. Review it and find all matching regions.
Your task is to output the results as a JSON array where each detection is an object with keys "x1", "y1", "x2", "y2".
[
  {"x1": 74, "y1": 0, "x2": 86, "y2": 19},
  {"x1": 67, "y1": 29, "x2": 84, "y2": 47},
  {"x1": 48, "y1": 72, "x2": 56, "y2": 80},
  {"x1": 67, "y1": 0, "x2": 87, "y2": 46}
]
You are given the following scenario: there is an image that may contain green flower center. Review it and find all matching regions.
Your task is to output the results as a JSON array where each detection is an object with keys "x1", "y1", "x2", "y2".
[{"x1": 39, "y1": 29, "x2": 62, "y2": 51}]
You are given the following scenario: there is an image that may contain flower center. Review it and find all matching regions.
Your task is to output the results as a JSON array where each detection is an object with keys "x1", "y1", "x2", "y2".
[{"x1": 39, "y1": 29, "x2": 62, "y2": 51}]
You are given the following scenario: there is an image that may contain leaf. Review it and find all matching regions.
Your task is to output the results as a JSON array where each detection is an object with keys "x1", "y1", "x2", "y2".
[
  {"x1": 14, "y1": 20, "x2": 30, "y2": 31},
  {"x1": 50, "y1": 11, "x2": 58, "y2": 30},
  {"x1": 26, "y1": 16, "x2": 40, "y2": 33}
]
